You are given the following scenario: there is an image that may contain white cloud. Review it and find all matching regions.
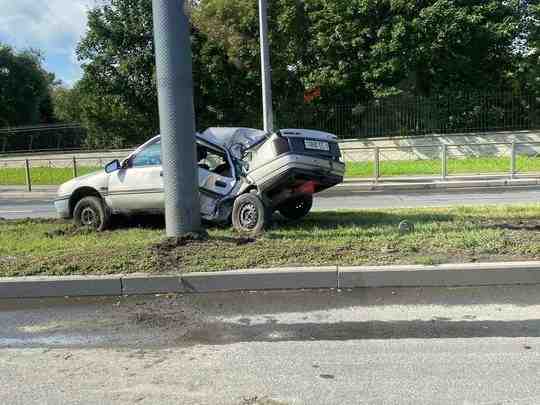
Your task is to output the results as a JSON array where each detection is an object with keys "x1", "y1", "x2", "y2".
[
  {"x1": 0, "y1": 0, "x2": 91, "y2": 52},
  {"x1": 0, "y1": 0, "x2": 100, "y2": 83}
]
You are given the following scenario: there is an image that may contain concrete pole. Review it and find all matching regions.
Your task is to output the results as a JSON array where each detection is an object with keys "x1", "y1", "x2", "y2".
[
  {"x1": 152, "y1": 0, "x2": 201, "y2": 236},
  {"x1": 258, "y1": 0, "x2": 274, "y2": 133}
]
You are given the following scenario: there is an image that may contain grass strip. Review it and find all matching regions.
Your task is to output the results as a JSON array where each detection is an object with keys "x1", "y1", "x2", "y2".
[
  {"x1": 0, "y1": 166, "x2": 101, "y2": 186},
  {"x1": 1, "y1": 155, "x2": 540, "y2": 186},
  {"x1": 1, "y1": 205, "x2": 540, "y2": 277}
]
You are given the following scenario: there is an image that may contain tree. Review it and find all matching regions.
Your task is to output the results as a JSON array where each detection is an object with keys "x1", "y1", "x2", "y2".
[
  {"x1": 70, "y1": 0, "x2": 537, "y2": 144},
  {"x1": 0, "y1": 45, "x2": 55, "y2": 127},
  {"x1": 192, "y1": 0, "x2": 308, "y2": 115},
  {"x1": 511, "y1": 1, "x2": 540, "y2": 95},
  {"x1": 304, "y1": 0, "x2": 529, "y2": 100},
  {"x1": 75, "y1": 0, "x2": 290, "y2": 146},
  {"x1": 76, "y1": 0, "x2": 158, "y2": 146}
]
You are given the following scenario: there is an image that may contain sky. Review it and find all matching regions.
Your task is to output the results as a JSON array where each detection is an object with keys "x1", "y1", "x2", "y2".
[{"x1": 0, "y1": 0, "x2": 98, "y2": 86}]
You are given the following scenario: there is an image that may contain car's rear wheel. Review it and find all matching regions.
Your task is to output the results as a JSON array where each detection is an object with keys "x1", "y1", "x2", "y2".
[
  {"x1": 232, "y1": 193, "x2": 269, "y2": 234},
  {"x1": 73, "y1": 196, "x2": 110, "y2": 231},
  {"x1": 278, "y1": 194, "x2": 313, "y2": 220}
]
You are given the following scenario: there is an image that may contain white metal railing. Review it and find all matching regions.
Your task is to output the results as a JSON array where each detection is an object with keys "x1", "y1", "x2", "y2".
[
  {"x1": 340, "y1": 140, "x2": 540, "y2": 182},
  {"x1": 1, "y1": 140, "x2": 540, "y2": 191}
]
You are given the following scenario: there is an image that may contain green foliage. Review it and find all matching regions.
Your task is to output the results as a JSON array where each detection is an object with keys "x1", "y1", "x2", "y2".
[
  {"x1": 512, "y1": 1, "x2": 540, "y2": 94},
  {"x1": 52, "y1": 0, "x2": 538, "y2": 146},
  {"x1": 74, "y1": 0, "x2": 159, "y2": 147},
  {"x1": 0, "y1": 45, "x2": 56, "y2": 127},
  {"x1": 305, "y1": 0, "x2": 528, "y2": 100}
]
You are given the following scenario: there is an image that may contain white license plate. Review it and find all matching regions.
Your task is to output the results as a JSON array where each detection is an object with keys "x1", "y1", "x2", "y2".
[{"x1": 304, "y1": 140, "x2": 330, "y2": 151}]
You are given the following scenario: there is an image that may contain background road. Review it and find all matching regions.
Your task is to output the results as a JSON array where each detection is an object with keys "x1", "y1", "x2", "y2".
[
  {"x1": 1, "y1": 186, "x2": 540, "y2": 219},
  {"x1": 1, "y1": 286, "x2": 540, "y2": 404},
  {"x1": 0, "y1": 199, "x2": 56, "y2": 219}
]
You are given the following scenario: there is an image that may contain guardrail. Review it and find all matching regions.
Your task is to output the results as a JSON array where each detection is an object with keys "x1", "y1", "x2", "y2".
[
  {"x1": 1, "y1": 140, "x2": 540, "y2": 191},
  {"x1": 340, "y1": 140, "x2": 540, "y2": 181},
  {"x1": 0, "y1": 155, "x2": 125, "y2": 191}
]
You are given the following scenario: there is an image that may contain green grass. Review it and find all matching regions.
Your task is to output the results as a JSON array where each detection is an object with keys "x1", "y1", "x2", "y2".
[
  {"x1": 346, "y1": 155, "x2": 540, "y2": 177},
  {"x1": 1, "y1": 205, "x2": 540, "y2": 277},
  {"x1": 0, "y1": 166, "x2": 100, "y2": 185},
  {"x1": 0, "y1": 155, "x2": 539, "y2": 185}
]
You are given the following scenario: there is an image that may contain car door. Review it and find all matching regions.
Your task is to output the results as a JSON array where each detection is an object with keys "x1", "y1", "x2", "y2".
[
  {"x1": 197, "y1": 142, "x2": 236, "y2": 217},
  {"x1": 106, "y1": 139, "x2": 164, "y2": 213}
]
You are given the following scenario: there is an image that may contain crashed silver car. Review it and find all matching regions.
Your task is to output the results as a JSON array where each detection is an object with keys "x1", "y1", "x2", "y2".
[{"x1": 54, "y1": 127, "x2": 345, "y2": 233}]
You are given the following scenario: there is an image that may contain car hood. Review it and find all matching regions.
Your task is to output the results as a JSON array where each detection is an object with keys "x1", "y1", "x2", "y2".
[{"x1": 57, "y1": 170, "x2": 109, "y2": 198}]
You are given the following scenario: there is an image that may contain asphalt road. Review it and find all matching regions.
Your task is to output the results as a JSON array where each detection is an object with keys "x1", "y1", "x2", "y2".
[
  {"x1": 1, "y1": 286, "x2": 540, "y2": 404},
  {"x1": 315, "y1": 185, "x2": 540, "y2": 210},
  {"x1": 1, "y1": 186, "x2": 540, "y2": 220},
  {"x1": 0, "y1": 199, "x2": 56, "y2": 219}
]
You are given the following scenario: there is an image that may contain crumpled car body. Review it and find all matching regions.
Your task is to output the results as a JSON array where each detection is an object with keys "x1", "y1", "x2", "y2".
[{"x1": 55, "y1": 127, "x2": 345, "y2": 232}]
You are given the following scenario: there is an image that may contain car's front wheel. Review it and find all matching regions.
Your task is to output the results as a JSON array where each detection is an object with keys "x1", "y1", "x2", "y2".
[
  {"x1": 73, "y1": 196, "x2": 111, "y2": 231},
  {"x1": 278, "y1": 194, "x2": 313, "y2": 220},
  {"x1": 232, "y1": 193, "x2": 269, "y2": 234}
]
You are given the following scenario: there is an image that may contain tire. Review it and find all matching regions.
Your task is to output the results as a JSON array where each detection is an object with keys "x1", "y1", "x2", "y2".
[
  {"x1": 278, "y1": 194, "x2": 313, "y2": 220},
  {"x1": 232, "y1": 193, "x2": 269, "y2": 235},
  {"x1": 73, "y1": 196, "x2": 111, "y2": 231}
]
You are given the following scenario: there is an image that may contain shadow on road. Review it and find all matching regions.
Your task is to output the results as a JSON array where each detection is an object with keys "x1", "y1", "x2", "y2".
[
  {"x1": 2, "y1": 287, "x2": 540, "y2": 349},
  {"x1": 183, "y1": 318, "x2": 540, "y2": 345}
]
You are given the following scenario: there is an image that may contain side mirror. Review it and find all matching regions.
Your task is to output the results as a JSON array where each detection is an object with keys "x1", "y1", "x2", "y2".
[{"x1": 104, "y1": 159, "x2": 121, "y2": 173}]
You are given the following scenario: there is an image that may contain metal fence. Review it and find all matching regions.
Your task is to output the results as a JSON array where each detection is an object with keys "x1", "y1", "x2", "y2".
[
  {"x1": 1, "y1": 92, "x2": 539, "y2": 153},
  {"x1": 0, "y1": 154, "x2": 125, "y2": 191},
  {"x1": 341, "y1": 141, "x2": 540, "y2": 181},
  {"x1": 276, "y1": 92, "x2": 540, "y2": 139},
  {"x1": 0, "y1": 123, "x2": 86, "y2": 154},
  {"x1": 1, "y1": 140, "x2": 540, "y2": 191}
]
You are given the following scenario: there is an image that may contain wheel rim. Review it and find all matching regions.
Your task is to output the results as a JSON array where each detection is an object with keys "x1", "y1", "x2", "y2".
[
  {"x1": 80, "y1": 206, "x2": 100, "y2": 227},
  {"x1": 239, "y1": 202, "x2": 258, "y2": 230}
]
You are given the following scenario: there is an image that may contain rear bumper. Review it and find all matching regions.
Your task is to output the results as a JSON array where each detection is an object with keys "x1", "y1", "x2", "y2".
[
  {"x1": 54, "y1": 197, "x2": 71, "y2": 219},
  {"x1": 248, "y1": 153, "x2": 345, "y2": 194}
]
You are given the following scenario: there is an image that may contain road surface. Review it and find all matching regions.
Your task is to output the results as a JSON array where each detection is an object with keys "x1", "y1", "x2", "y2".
[
  {"x1": 1, "y1": 286, "x2": 540, "y2": 404},
  {"x1": 1, "y1": 186, "x2": 540, "y2": 220}
]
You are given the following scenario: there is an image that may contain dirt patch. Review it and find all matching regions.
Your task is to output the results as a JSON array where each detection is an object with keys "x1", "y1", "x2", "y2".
[
  {"x1": 148, "y1": 233, "x2": 258, "y2": 272},
  {"x1": 150, "y1": 231, "x2": 209, "y2": 251},
  {"x1": 44, "y1": 226, "x2": 96, "y2": 238},
  {"x1": 482, "y1": 220, "x2": 540, "y2": 231}
]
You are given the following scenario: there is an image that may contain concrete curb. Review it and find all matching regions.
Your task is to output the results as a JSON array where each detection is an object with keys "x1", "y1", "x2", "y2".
[
  {"x1": 0, "y1": 275, "x2": 122, "y2": 298},
  {"x1": 2, "y1": 261, "x2": 540, "y2": 298},
  {"x1": 339, "y1": 262, "x2": 540, "y2": 288},
  {"x1": 182, "y1": 266, "x2": 337, "y2": 292},
  {"x1": 337, "y1": 178, "x2": 540, "y2": 192}
]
